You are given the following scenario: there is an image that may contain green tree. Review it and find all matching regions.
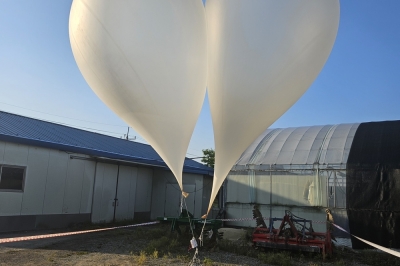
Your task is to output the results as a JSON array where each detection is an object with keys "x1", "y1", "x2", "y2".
[{"x1": 201, "y1": 149, "x2": 215, "y2": 168}]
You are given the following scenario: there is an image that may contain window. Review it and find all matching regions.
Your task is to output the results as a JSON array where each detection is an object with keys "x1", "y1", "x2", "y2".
[{"x1": 0, "y1": 166, "x2": 25, "y2": 191}]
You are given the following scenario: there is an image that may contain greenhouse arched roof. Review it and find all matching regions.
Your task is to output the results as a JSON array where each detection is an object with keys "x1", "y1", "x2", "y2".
[{"x1": 235, "y1": 123, "x2": 360, "y2": 166}]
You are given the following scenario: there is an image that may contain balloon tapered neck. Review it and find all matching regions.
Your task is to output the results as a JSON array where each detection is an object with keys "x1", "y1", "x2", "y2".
[{"x1": 182, "y1": 191, "x2": 189, "y2": 198}]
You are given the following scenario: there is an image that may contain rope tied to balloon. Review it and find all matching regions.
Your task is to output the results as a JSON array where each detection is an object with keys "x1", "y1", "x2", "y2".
[{"x1": 181, "y1": 191, "x2": 204, "y2": 266}]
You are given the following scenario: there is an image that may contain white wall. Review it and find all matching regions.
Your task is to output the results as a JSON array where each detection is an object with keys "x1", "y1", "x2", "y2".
[
  {"x1": 0, "y1": 142, "x2": 25, "y2": 215},
  {"x1": 0, "y1": 140, "x2": 207, "y2": 227},
  {"x1": 91, "y1": 163, "x2": 118, "y2": 223},
  {"x1": 91, "y1": 163, "x2": 154, "y2": 223},
  {"x1": 135, "y1": 167, "x2": 153, "y2": 213},
  {"x1": 115, "y1": 165, "x2": 138, "y2": 221},
  {"x1": 0, "y1": 141, "x2": 96, "y2": 217},
  {"x1": 150, "y1": 170, "x2": 205, "y2": 219}
]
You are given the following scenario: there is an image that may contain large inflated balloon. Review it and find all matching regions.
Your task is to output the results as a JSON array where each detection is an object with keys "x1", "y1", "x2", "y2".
[
  {"x1": 206, "y1": 0, "x2": 340, "y2": 212},
  {"x1": 69, "y1": 0, "x2": 207, "y2": 190}
]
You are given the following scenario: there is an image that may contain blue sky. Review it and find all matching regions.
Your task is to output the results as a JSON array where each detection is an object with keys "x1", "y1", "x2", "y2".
[{"x1": 0, "y1": 1, "x2": 399, "y2": 159}]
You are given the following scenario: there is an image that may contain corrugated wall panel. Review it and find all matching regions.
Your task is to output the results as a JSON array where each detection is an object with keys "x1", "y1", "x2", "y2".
[
  {"x1": 42, "y1": 151, "x2": 69, "y2": 214},
  {"x1": 150, "y1": 169, "x2": 170, "y2": 219},
  {"x1": 91, "y1": 163, "x2": 118, "y2": 223},
  {"x1": 164, "y1": 184, "x2": 181, "y2": 217},
  {"x1": 21, "y1": 147, "x2": 49, "y2": 215},
  {"x1": 0, "y1": 142, "x2": 23, "y2": 215},
  {"x1": 2, "y1": 142, "x2": 28, "y2": 166},
  {"x1": 135, "y1": 168, "x2": 153, "y2": 212},
  {"x1": 0, "y1": 193, "x2": 23, "y2": 216},
  {"x1": 99, "y1": 164, "x2": 118, "y2": 222},
  {"x1": 150, "y1": 170, "x2": 208, "y2": 219},
  {"x1": 115, "y1": 165, "x2": 135, "y2": 220},
  {"x1": 0, "y1": 141, "x2": 5, "y2": 161},
  {"x1": 127, "y1": 167, "x2": 138, "y2": 218},
  {"x1": 193, "y1": 175, "x2": 203, "y2": 218},
  {"x1": 183, "y1": 184, "x2": 196, "y2": 216},
  {"x1": 91, "y1": 163, "x2": 105, "y2": 223},
  {"x1": 185, "y1": 173, "x2": 203, "y2": 218},
  {"x1": 79, "y1": 160, "x2": 96, "y2": 213},
  {"x1": 62, "y1": 159, "x2": 85, "y2": 214}
]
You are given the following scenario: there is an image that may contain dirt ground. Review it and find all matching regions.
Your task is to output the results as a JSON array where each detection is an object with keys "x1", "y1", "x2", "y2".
[{"x1": 0, "y1": 223, "x2": 399, "y2": 266}]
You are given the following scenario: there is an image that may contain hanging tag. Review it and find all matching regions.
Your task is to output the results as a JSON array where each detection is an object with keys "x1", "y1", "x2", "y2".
[
  {"x1": 208, "y1": 229, "x2": 213, "y2": 239},
  {"x1": 190, "y1": 237, "x2": 198, "y2": 249}
]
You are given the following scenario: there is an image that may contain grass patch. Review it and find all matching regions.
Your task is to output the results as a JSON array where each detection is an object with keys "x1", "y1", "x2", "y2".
[
  {"x1": 136, "y1": 251, "x2": 147, "y2": 265},
  {"x1": 75, "y1": 251, "x2": 89, "y2": 256},
  {"x1": 144, "y1": 236, "x2": 182, "y2": 255},
  {"x1": 217, "y1": 239, "x2": 258, "y2": 258},
  {"x1": 358, "y1": 250, "x2": 400, "y2": 266},
  {"x1": 203, "y1": 257, "x2": 214, "y2": 266},
  {"x1": 151, "y1": 249, "x2": 159, "y2": 259},
  {"x1": 258, "y1": 251, "x2": 292, "y2": 266}
]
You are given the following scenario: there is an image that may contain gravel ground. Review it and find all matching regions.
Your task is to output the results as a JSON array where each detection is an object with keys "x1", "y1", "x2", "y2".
[
  {"x1": 0, "y1": 224, "x2": 265, "y2": 266},
  {"x1": 0, "y1": 223, "x2": 398, "y2": 266}
]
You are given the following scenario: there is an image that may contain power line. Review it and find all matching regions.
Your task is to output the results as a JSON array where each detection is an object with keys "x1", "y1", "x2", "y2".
[
  {"x1": 0, "y1": 101, "x2": 127, "y2": 128},
  {"x1": 0, "y1": 104, "x2": 205, "y2": 156}
]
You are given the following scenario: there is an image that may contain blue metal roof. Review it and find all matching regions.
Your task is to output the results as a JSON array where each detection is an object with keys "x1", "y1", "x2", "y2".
[{"x1": 0, "y1": 111, "x2": 213, "y2": 176}]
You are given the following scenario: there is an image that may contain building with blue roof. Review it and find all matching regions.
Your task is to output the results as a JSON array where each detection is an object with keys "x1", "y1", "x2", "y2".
[{"x1": 0, "y1": 111, "x2": 213, "y2": 232}]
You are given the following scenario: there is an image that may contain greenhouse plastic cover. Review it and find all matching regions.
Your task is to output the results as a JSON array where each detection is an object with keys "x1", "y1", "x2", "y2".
[
  {"x1": 69, "y1": 0, "x2": 207, "y2": 190},
  {"x1": 206, "y1": 0, "x2": 340, "y2": 212},
  {"x1": 235, "y1": 123, "x2": 360, "y2": 166}
]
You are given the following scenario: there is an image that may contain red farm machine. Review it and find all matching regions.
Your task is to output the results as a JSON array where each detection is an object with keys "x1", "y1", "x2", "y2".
[{"x1": 252, "y1": 209, "x2": 334, "y2": 258}]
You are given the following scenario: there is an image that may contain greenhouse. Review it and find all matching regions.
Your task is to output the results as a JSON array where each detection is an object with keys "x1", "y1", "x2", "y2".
[{"x1": 222, "y1": 120, "x2": 400, "y2": 249}]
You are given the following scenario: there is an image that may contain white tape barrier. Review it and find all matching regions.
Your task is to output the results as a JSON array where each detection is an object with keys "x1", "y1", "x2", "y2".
[
  {"x1": 0, "y1": 221, "x2": 159, "y2": 244},
  {"x1": 333, "y1": 223, "x2": 400, "y2": 258}
]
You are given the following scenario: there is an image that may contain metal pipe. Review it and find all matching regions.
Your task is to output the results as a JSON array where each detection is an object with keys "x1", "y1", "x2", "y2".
[
  {"x1": 334, "y1": 171, "x2": 337, "y2": 208},
  {"x1": 269, "y1": 165, "x2": 272, "y2": 221}
]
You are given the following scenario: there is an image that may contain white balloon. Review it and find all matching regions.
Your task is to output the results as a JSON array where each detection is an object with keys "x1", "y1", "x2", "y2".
[
  {"x1": 69, "y1": 0, "x2": 207, "y2": 190},
  {"x1": 206, "y1": 0, "x2": 340, "y2": 213}
]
